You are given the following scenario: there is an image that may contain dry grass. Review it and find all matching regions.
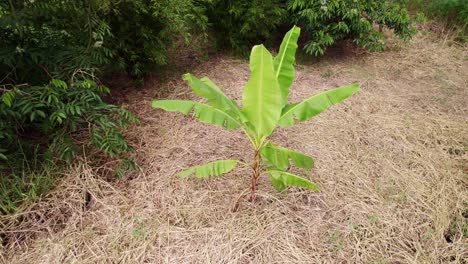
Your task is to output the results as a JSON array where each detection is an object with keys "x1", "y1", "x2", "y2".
[{"x1": 1, "y1": 32, "x2": 467, "y2": 263}]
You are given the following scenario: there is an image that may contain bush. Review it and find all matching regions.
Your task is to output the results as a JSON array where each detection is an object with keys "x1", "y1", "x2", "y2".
[
  {"x1": 199, "y1": 0, "x2": 418, "y2": 55},
  {"x1": 0, "y1": 77, "x2": 138, "y2": 165},
  {"x1": 288, "y1": 0, "x2": 417, "y2": 56},
  {"x1": 201, "y1": 0, "x2": 287, "y2": 52},
  {"x1": 104, "y1": 0, "x2": 208, "y2": 81},
  {"x1": 0, "y1": 1, "x2": 114, "y2": 85},
  {"x1": 409, "y1": 0, "x2": 468, "y2": 24},
  {"x1": 0, "y1": 0, "x2": 209, "y2": 213},
  {"x1": 407, "y1": 0, "x2": 467, "y2": 40},
  {"x1": 0, "y1": 0, "x2": 209, "y2": 163},
  {"x1": 0, "y1": 1, "x2": 150, "y2": 167},
  {"x1": 0, "y1": 0, "x2": 208, "y2": 83},
  {"x1": 428, "y1": 0, "x2": 468, "y2": 25}
]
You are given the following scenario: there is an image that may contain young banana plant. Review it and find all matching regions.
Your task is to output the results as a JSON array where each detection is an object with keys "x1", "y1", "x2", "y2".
[{"x1": 152, "y1": 26, "x2": 360, "y2": 201}]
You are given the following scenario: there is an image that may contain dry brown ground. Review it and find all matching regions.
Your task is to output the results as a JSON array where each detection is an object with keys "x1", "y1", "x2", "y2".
[{"x1": 1, "y1": 32, "x2": 467, "y2": 263}]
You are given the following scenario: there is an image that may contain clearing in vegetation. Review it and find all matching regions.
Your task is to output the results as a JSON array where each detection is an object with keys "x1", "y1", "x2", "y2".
[{"x1": 1, "y1": 31, "x2": 467, "y2": 263}]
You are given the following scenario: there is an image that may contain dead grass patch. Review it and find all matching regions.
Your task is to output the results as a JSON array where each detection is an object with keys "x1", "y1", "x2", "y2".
[{"x1": 1, "y1": 31, "x2": 467, "y2": 263}]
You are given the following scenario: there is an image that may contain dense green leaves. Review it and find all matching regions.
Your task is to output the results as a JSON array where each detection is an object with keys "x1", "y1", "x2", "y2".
[
  {"x1": 0, "y1": 0, "x2": 208, "y2": 86},
  {"x1": 179, "y1": 160, "x2": 239, "y2": 178},
  {"x1": 242, "y1": 45, "x2": 282, "y2": 139},
  {"x1": 408, "y1": 0, "x2": 467, "y2": 41},
  {"x1": 0, "y1": 78, "x2": 138, "y2": 165},
  {"x1": 200, "y1": 0, "x2": 287, "y2": 51},
  {"x1": 105, "y1": 0, "x2": 208, "y2": 81},
  {"x1": 0, "y1": 0, "x2": 199, "y2": 175},
  {"x1": 197, "y1": 0, "x2": 418, "y2": 56},
  {"x1": 278, "y1": 84, "x2": 360, "y2": 127},
  {"x1": 288, "y1": 0, "x2": 417, "y2": 56}
]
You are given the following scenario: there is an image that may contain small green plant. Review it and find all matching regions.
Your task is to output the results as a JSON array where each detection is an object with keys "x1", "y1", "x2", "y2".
[{"x1": 152, "y1": 26, "x2": 360, "y2": 201}]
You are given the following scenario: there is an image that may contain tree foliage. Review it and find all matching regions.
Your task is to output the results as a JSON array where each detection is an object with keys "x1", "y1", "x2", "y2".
[
  {"x1": 289, "y1": 0, "x2": 417, "y2": 56},
  {"x1": 0, "y1": 0, "x2": 209, "y2": 169},
  {"x1": 0, "y1": 0, "x2": 208, "y2": 83},
  {"x1": 407, "y1": 0, "x2": 467, "y2": 41},
  {"x1": 0, "y1": 76, "x2": 138, "y2": 167},
  {"x1": 105, "y1": 0, "x2": 208, "y2": 80},
  {"x1": 201, "y1": 0, "x2": 287, "y2": 51},
  {"x1": 198, "y1": 0, "x2": 418, "y2": 55}
]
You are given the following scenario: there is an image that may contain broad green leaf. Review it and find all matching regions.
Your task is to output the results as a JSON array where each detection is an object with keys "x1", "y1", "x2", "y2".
[
  {"x1": 242, "y1": 45, "x2": 282, "y2": 139},
  {"x1": 152, "y1": 100, "x2": 194, "y2": 115},
  {"x1": 193, "y1": 104, "x2": 241, "y2": 129},
  {"x1": 152, "y1": 100, "x2": 241, "y2": 129},
  {"x1": 201, "y1": 77, "x2": 250, "y2": 123},
  {"x1": 274, "y1": 26, "x2": 300, "y2": 107},
  {"x1": 278, "y1": 84, "x2": 360, "y2": 127},
  {"x1": 183, "y1": 73, "x2": 246, "y2": 121},
  {"x1": 268, "y1": 173, "x2": 286, "y2": 191},
  {"x1": 1, "y1": 90, "x2": 16, "y2": 107},
  {"x1": 180, "y1": 160, "x2": 239, "y2": 178},
  {"x1": 268, "y1": 170, "x2": 320, "y2": 191},
  {"x1": 261, "y1": 143, "x2": 314, "y2": 171}
]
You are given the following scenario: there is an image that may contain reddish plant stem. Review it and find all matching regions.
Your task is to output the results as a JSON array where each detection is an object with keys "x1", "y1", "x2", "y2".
[{"x1": 250, "y1": 149, "x2": 261, "y2": 202}]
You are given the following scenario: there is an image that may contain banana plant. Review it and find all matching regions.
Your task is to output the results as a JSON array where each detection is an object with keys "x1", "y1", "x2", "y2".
[{"x1": 152, "y1": 26, "x2": 360, "y2": 201}]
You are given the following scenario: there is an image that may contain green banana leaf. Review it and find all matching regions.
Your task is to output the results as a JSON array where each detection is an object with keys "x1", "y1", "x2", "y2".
[
  {"x1": 278, "y1": 84, "x2": 360, "y2": 127},
  {"x1": 180, "y1": 160, "x2": 239, "y2": 178},
  {"x1": 152, "y1": 100, "x2": 241, "y2": 129},
  {"x1": 242, "y1": 45, "x2": 283, "y2": 139}
]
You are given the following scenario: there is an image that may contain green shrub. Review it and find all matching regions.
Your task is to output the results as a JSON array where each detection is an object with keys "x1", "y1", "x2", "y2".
[
  {"x1": 0, "y1": 0, "x2": 209, "y2": 213},
  {"x1": 200, "y1": 0, "x2": 418, "y2": 55},
  {"x1": 0, "y1": 75, "x2": 138, "y2": 213},
  {"x1": 407, "y1": 0, "x2": 467, "y2": 40},
  {"x1": 0, "y1": 1, "x2": 146, "y2": 166},
  {"x1": 288, "y1": 0, "x2": 417, "y2": 56},
  {"x1": 201, "y1": 0, "x2": 287, "y2": 52},
  {"x1": 409, "y1": 0, "x2": 468, "y2": 24},
  {"x1": 104, "y1": 0, "x2": 208, "y2": 81},
  {"x1": 0, "y1": 77, "x2": 138, "y2": 165},
  {"x1": 0, "y1": 1, "x2": 114, "y2": 85},
  {"x1": 0, "y1": 0, "x2": 208, "y2": 83},
  {"x1": 433, "y1": 0, "x2": 467, "y2": 19},
  {"x1": 0, "y1": 0, "x2": 210, "y2": 163}
]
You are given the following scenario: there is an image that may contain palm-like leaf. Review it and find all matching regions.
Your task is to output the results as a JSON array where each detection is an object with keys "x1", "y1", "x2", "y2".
[
  {"x1": 274, "y1": 25, "x2": 300, "y2": 107},
  {"x1": 268, "y1": 173, "x2": 286, "y2": 191},
  {"x1": 179, "y1": 160, "x2": 239, "y2": 178},
  {"x1": 261, "y1": 143, "x2": 314, "y2": 171},
  {"x1": 278, "y1": 84, "x2": 360, "y2": 127},
  {"x1": 268, "y1": 170, "x2": 320, "y2": 191},
  {"x1": 242, "y1": 45, "x2": 282, "y2": 139},
  {"x1": 151, "y1": 100, "x2": 241, "y2": 129},
  {"x1": 183, "y1": 74, "x2": 246, "y2": 122}
]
